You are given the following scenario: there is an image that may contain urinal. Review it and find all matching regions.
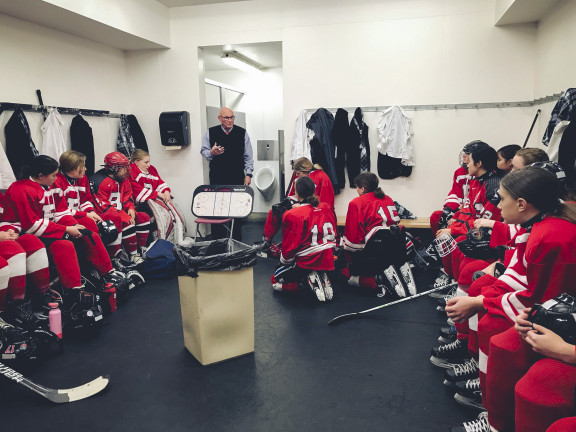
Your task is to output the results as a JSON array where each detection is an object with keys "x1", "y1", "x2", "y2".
[{"x1": 254, "y1": 166, "x2": 276, "y2": 201}]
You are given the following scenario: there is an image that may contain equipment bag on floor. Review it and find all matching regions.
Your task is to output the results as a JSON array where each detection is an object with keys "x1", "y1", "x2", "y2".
[{"x1": 140, "y1": 239, "x2": 177, "y2": 279}]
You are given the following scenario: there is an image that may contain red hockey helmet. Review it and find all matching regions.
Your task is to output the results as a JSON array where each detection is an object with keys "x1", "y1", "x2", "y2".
[{"x1": 104, "y1": 152, "x2": 129, "y2": 168}]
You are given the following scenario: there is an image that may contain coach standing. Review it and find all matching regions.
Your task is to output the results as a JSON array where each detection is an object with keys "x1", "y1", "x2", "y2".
[{"x1": 200, "y1": 106, "x2": 254, "y2": 240}]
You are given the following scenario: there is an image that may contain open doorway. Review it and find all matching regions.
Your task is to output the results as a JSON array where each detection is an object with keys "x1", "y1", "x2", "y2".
[{"x1": 199, "y1": 41, "x2": 284, "y2": 215}]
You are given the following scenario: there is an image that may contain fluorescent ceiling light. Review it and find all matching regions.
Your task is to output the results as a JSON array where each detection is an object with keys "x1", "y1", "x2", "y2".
[{"x1": 221, "y1": 52, "x2": 263, "y2": 74}]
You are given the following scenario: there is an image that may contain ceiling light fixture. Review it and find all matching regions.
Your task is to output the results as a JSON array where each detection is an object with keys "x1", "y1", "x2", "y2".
[{"x1": 221, "y1": 51, "x2": 263, "y2": 74}]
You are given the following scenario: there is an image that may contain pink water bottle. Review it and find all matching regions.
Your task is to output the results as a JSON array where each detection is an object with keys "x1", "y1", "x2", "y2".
[{"x1": 48, "y1": 302, "x2": 62, "y2": 339}]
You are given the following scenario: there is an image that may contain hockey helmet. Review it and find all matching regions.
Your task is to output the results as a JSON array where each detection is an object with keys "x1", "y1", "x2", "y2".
[
  {"x1": 103, "y1": 152, "x2": 129, "y2": 181},
  {"x1": 530, "y1": 161, "x2": 569, "y2": 196},
  {"x1": 104, "y1": 152, "x2": 130, "y2": 168},
  {"x1": 457, "y1": 227, "x2": 498, "y2": 260},
  {"x1": 459, "y1": 140, "x2": 489, "y2": 168},
  {"x1": 433, "y1": 233, "x2": 457, "y2": 258},
  {"x1": 98, "y1": 220, "x2": 119, "y2": 245},
  {"x1": 529, "y1": 293, "x2": 576, "y2": 344}
]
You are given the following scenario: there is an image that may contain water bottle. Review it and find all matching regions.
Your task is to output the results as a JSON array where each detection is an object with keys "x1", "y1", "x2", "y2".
[
  {"x1": 104, "y1": 286, "x2": 117, "y2": 314},
  {"x1": 48, "y1": 302, "x2": 62, "y2": 339}
]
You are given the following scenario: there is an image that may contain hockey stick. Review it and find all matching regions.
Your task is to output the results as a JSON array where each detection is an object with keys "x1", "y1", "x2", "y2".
[
  {"x1": 523, "y1": 109, "x2": 541, "y2": 148},
  {"x1": 328, "y1": 282, "x2": 458, "y2": 326},
  {"x1": 0, "y1": 362, "x2": 109, "y2": 403}
]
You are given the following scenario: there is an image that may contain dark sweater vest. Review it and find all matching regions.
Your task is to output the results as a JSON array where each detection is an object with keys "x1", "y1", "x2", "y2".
[{"x1": 208, "y1": 125, "x2": 246, "y2": 185}]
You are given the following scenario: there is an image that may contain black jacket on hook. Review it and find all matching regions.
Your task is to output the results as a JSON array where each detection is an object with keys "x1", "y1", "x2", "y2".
[
  {"x1": 306, "y1": 108, "x2": 340, "y2": 195},
  {"x1": 127, "y1": 115, "x2": 149, "y2": 153},
  {"x1": 333, "y1": 108, "x2": 350, "y2": 189},
  {"x1": 70, "y1": 114, "x2": 96, "y2": 176},
  {"x1": 557, "y1": 107, "x2": 576, "y2": 187},
  {"x1": 4, "y1": 108, "x2": 39, "y2": 180},
  {"x1": 347, "y1": 107, "x2": 370, "y2": 187}
]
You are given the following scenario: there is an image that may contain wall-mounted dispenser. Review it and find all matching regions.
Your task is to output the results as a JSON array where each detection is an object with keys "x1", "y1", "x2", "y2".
[{"x1": 159, "y1": 111, "x2": 190, "y2": 149}]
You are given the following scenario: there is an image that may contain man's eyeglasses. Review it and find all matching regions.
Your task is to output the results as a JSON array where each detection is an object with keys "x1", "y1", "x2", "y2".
[{"x1": 220, "y1": 116, "x2": 235, "y2": 120}]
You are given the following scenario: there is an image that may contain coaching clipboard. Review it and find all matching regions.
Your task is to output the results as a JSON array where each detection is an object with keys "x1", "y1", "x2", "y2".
[{"x1": 191, "y1": 185, "x2": 254, "y2": 218}]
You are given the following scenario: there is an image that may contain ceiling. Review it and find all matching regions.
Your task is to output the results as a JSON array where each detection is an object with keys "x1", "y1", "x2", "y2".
[
  {"x1": 202, "y1": 42, "x2": 283, "y2": 72},
  {"x1": 156, "y1": 0, "x2": 247, "y2": 7}
]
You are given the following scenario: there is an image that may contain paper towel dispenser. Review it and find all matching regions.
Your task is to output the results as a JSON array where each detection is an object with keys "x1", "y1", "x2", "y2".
[{"x1": 159, "y1": 111, "x2": 190, "y2": 147}]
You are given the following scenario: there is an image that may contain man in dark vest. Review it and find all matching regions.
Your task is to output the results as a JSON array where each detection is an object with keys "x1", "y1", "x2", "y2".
[{"x1": 200, "y1": 107, "x2": 254, "y2": 240}]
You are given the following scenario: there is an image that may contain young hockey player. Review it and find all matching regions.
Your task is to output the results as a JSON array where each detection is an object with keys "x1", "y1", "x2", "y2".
[
  {"x1": 340, "y1": 172, "x2": 414, "y2": 297},
  {"x1": 128, "y1": 149, "x2": 188, "y2": 245},
  {"x1": 129, "y1": 149, "x2": 171, "y2": 206},
  {"x1": 434, "y1": 144, "x2": 503, "y2": 286},
  {"x1": 439, "y1": 167, "x2": 576, "y2": 412},
  {"x1": 510, "y1": 147, "x2": 549, "y2": 171},
  {"x1": 271, "y1": 176, "x2": 337, "y2": 301},
  {"x1": 54, "y1": 150, "x2": 102, "y2": 233},
  {"x1": 92, "y1": 152, "x2": 151, "y2": 263},
  {"x1": 468, "y1": 308, "x2": 576, "y2": 432},
  {"x1": 429, "y1": 141, "x2": 487, "y2": 236},
  {"x1": 262, "y1": 157, "x2": 334, "y2": 250},
  {"x1": 495, "y1": 144, "x2": 521, "y2": 175},
  {"x1": 2, "y1": 156, "x2": 123, "y2": 321},
  {"x1": 0, "y1": 194, "x2": 50, "y2": 330}
]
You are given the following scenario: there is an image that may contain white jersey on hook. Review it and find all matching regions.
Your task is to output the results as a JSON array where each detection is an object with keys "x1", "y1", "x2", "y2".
[
  {"x1": 377, "y1": 106, "x2": 415, "y2": 166},
  {"x1": 41, "y1": 108, "x2": 67, "y2": 161}
]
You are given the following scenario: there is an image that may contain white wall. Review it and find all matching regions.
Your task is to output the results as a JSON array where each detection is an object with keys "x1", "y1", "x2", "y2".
[
  {"x1": 4, "y1": 0, "x2": 575, "y2": 230},
  {"x1": 126, "y1": 0, "x2": 540, "y2": 223},
  {"x1": 535, "y1": 0, "x2": 576, "y2": 96},
  {"x1": 205, "y1": 67, "x2": 284, "y2": 144},
  {"x1": 43, "y1": 0, "x2": 171, "y2": 47},
  {"x1": 0, "y1": 13, "x2": 127, "y2": 167}
]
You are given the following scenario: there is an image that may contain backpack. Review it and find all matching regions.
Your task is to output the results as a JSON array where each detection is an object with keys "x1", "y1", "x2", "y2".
[{"x1": 140, "y1": 239, "x2": 177, "y2": 279}]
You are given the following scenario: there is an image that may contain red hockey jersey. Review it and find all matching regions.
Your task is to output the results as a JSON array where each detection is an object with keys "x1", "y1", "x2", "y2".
[
  {"x1": 93, "y1": 176, "x2": 135, "y2": 214},
  {"x1": 444, "y1": 166, "x2": 472, "y2": 211},
  {"x1": 0, "y1": 192, "x2": 19, "y2": 233},
  {"x1": 129, "y1": 164, "x2": 171, "y2": 204},
  {"x1": 280, "y1": 202, "x2": 337, "y2": 270},
  {"x1": 450, "y1": 172, "x2": 502, "y2": 236},
  {"x1": 342, "y1": 192, "x2": 400, "y2": 252},
  {"x1": 2, "y1": 179, "x2": 77, "y2": 238},
  {"x1": 488, "y1": 221, "x2": 526, "y2": 265},
  {"x1": 483, "y1": 216, "x2": 576, "y2": 323},
  {"x1": 53, "y1": 173, "x2": 96, "y2": 218},
  {"x1": 288, "y1": 170, "x2": 335, "y2": 207}
]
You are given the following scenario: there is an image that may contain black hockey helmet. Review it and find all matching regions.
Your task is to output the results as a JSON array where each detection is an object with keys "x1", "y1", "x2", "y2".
[
  {"x1": 460, "y1": 140, "x2": 489, "y2": 168},
  {"x1": 98, "y1": 220, "x2": 118, "y2": 245},
  {"x1": 529, "y1": 293, "x2": 576, "y2": 344},
  {"x1": 530, "y1": 161, "x2": 569, "y2": 198},
  {"x1": 457, "y1": 227, "x2": 497, "y2": 260}
]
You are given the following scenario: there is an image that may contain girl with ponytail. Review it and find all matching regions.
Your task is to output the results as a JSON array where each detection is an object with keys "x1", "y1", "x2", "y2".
[
  {"x1": 270, "y1": 176, "x2": 337, "y2": 301},
  {"x1": 341, "y1": 172, "x2": 402, "y2": 292},
  {"x1": 443, "y1": 166, "x2": 576, "y2": 415},
  {"x1": 262, "y1": 157, "x2": 335, "y2": 247}
]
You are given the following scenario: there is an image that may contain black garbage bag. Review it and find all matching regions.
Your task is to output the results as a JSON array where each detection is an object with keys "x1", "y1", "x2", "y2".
[{"x1": 174, "y1": 238, "x2": 257, "y2": 277}]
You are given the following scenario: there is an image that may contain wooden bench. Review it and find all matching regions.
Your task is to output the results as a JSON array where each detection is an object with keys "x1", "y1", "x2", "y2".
[{"x1": 336, "y1": 216, "x2": 430, "y2": 229}]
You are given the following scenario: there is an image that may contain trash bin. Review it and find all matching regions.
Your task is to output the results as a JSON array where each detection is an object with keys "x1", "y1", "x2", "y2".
[{"x1": 174, "y1": 239, "x2": 257, "y2": 365}]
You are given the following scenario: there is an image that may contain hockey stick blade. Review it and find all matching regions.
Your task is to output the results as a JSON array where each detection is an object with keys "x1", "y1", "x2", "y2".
[
  {"x1": 328, "y1": 282, "x2": 458, "y2": 326},
  {"x1": 0, "y1": 362, "x2": 109, "y2": 403}
]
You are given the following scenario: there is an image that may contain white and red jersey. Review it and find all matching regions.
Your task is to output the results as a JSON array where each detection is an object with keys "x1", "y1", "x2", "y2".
[
  {"x1": 0, "y1": 192, "x2": 19, "y2": 233},
  {"x1": 280, "y1": 202, "x2": 337, "y2": 270},
  {"x1": 450, "y1": 171, "x2": 502, "y2": 236},
  {"x1": 444, "y1": 166, "x2": 473, "y2": 211},
  {"x1": 129, "y1": 164, "x2": 171, "y2": 204},
  {"x1": 341, "y1": 192, "x2": 400, "y2": 252},
  {"x1": 288, "y1": 170, "x2": 335, "y2": 208},
  {"x1": 93, "y1": 176, "x2": 135, "y2": 214},
  {"x1": 53, "y1": 172, "x2": 96, "y2": 218},
  {"x1": 1, "y1": 179, "x2": 77, "y2": 238},
  {"x1": 483, "y1": 216, "x2": 576, "y2": 323}
]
